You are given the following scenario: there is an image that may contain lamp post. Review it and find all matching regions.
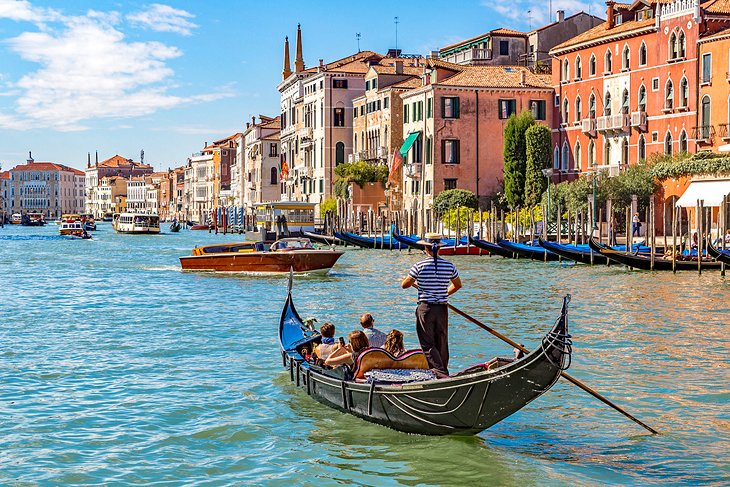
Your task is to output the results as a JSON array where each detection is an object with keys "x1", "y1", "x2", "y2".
[
  {"x1": 542, "y1": 168, "x2": 554, "y2": 217},
  {"x1": 592, "y1": 170, "x2": 598, "y2": 230}
]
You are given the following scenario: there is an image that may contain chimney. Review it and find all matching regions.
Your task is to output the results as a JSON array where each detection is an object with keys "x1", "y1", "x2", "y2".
[
  {"x1": 556, "y1": 10, "x2": 565, "y2": 22},
  {"x1": 606, "y1": 1, "x2": 615, "y2": 29},
  {"x1": 27, "y1": 151, "x2": 33, "y2": 164},
  {"x1": 519, "y1": 70, "x2": 526, "y2": 86},
  {"x1": 95, "y1": 150, "x2": 98, "y2": 166},
  {"x1": 87, "y1": 152, "x2": 91, "y2": 168},
  {"x1": 252, "y1": 116, "x2": 256, "y2": 126},
  {"x1": 282, "y1": 36, "x2": 292, "y2": 80},
  {"x1": 395, "y1": 60, "x2": 403, "y2": 74},
  {"x1": 295, "y1": 23, "x2": 304, "y2": 73}
]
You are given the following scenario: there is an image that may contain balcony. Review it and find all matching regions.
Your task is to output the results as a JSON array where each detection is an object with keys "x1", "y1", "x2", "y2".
[
  {"x1": 630, "y1": 111, "x2": 647, "y2": 131},
  {"x1": 361, "y1": 146, "x2": 389, "y2": 161},
  {"x1": 581, "y1": 117, "x2": 596, "y2": 137},
  {"x1": 718, "y1": 123, "x2": 729, "y2": 141},
  {"x1": 442, "y1": 47, "x2": 493, "y2": 65},
  {"x1": 693, "y1": 125, "x2": 715, "y2": 144},
  {"x1": 404, "y1": 163, "x2": 422, "y2": 179},
  {"x1": 597, "y1": 114, "x2": 627, "y2": 133}
]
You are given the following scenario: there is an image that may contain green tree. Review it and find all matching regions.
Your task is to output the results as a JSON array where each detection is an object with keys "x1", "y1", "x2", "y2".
[
  {"x1": 503, "y1": 110, "x2": 535, "y2": 208},
  {"x1": 432, "y1": 189, "x2": 478, "y2": 214},
  {"x1": 524, "y1": 124, "x2": 551, "y2": 207},
  {"x1": 320, "y1": 197, "x2": 337, "y2": 218}
]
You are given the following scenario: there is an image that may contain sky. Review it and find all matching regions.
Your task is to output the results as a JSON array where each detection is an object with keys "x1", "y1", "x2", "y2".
[{"x1": 0, "y1": 0, "x2": 604, "y2": 172}]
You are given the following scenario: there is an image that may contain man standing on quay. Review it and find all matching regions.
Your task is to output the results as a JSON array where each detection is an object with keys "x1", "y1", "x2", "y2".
[{"x1": 401, "y1": 233, "x2": 462, "y2": 378}]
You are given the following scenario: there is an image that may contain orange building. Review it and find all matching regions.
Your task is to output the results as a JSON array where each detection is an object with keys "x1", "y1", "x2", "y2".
[{"x1": 697, "y1": 27, "x2": 730, "y2": 152}]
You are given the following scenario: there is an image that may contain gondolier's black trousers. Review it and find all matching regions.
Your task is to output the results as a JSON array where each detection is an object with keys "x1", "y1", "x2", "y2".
[{"x1": 415, "y1": 302, "x2": 449, "y2": 376}]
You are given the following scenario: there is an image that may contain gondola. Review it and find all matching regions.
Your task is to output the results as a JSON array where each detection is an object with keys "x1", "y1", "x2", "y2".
[
  {"x1": 588, "y1": 236, "x2": 722, "y2": 270},
  {"x1": 538, "y1": 238, "x2": 610, "y2": 265},
  {"x1": 705, "y1": 238, "x2": 730, "y2": 265},
  {"x1": 334, "y1": 231, "x2": 410, "y2": 250},
  {"x1": 498, "y1": 239, "x2": 560, "y2": 262},
  {"x1": 279, "y1": 278, "x2": 573, "y2": 435},
  {"x1": 170, "y1": 221, "x2": 181, "y2": 232},
  {"x1": 467, "y1": 236, "x2": 515, "y2": 258},
  {"x1": 303, "y1": 231, "x2": 345, "y2": 246}
]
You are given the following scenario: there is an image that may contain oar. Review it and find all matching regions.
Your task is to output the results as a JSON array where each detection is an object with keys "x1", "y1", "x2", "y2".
[{"x1": 447, "y1": 302, "x2": 660, "y2": 435}]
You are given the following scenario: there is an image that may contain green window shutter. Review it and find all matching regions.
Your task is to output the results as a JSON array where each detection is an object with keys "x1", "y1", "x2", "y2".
[
  {"x1": 454, "y1": 97, "x2": 460, "y2": 118},
  {"x1": 427, "y1": 98, "x2": 432, "y2": 118},
  {"x1": 404, "y1": 105, "x2": 409, "y2": 123}
]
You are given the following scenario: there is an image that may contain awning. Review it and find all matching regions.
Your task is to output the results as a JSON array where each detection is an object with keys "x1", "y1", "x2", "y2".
[
  {"x1": 399, "y1": 131, "x2": 421, "y2": 157},
  {"x1": 675, "y1": 179, "x2": 730, "y2": 208},
  {"x1": 719, "y1": 143, "x2": 730, "y2": 152}
]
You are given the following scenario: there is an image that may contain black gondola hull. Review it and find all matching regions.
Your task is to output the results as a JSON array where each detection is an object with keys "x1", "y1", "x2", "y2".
[
  {"x1": 539, "y1": 238, "x2": 609, "y2": 265},
  {"x1": 468, "y1": 237, "x2": 515, "y2": 258},
  {"x1": 279, "y1": 291, "x2": 570, "y2": 435},
  {"x1": 706, "y1": 239, "x2": 730, "y2": 265},
  {"x1": 588, "y1": 236, "x2": 722, "y2": 270},
  {"x1": 497, "y1": 239, "x2": 560, "y2": 262}
]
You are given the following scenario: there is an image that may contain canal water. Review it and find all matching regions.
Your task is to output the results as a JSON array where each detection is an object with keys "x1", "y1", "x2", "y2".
[{"x1": 1, "y1": 223, "x2": 728, "y2": 485}]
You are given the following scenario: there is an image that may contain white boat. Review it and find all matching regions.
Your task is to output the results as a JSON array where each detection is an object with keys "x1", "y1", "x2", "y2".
[
  {"x1": 10, "y1": 213, "x2": 22, "y2": 224},
  {"x1": 60, "y1": 221, "x2": 85, "y2": 236},
  {"x1": 112, "y1": 212, "x2": 161, "y2": 234}
]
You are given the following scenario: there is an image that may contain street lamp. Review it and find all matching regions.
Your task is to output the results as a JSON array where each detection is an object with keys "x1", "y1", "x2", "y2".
[
  {"x1": 542, "y1": 168, "x2": 554, "y2": 217},
  {"x1": 592, "y1": 170, "x2": 598, "y2": 230}
]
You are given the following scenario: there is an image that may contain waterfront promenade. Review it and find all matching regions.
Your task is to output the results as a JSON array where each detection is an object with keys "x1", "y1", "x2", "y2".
[{"x1": 1, "y1": 223, "x2": 728, "y2": 485}]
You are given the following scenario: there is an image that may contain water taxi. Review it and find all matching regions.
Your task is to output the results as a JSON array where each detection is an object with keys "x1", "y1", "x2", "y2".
[
  {"x1": 245, "y1": 201, "x2": 316, "y2": 241},
  {"x1": 10, "y1": 213, "x2": 22, "y2": 224},
  {"x1": 179, "y1": 237, "x2": 343, "y2": 274},
  {"x1": 60, "y1": 221, "x2": 85, "y2": 236},
  {"x1": 22, "y1": 212, "x2": 47, "y2": 226},
  {"x1": 112, "y1": 212, "x2": 161, "y2": 234}
]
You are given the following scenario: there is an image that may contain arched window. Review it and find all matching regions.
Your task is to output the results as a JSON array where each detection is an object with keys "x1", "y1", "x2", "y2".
[
  {"x1": 588, "y1": 140, "x2": 596, "y2": 166},
  {"x1": 553, "y1": 145, "x2": 560, "y2": 169},
  {"x1": 589, "y1": 93, "x2": 596, "y2": 118},
  {"x1": 270, "y1": 167, "x2": 277, "y2": 185},
  {"x1": 575, "y1": 96, "x2": 582, "y2": 121},
  {"x1": 604, "y1": 92, "x2": 612, "y2": 116},
  {"x1": 605, "y1": 49, "x2": 612, "y2": 73},
  {"x1": 638, "y1": 134, "x2": 646, "y2": 161},
  {"x1": 664, "y1": 131, "x2": 673, "y2": 155},
  {"x1": 563, "y1": 59, "x2": 570, "y2": 81},
  {"x1": 665, "y1": 79, "x2": 674, "y2": 110},
  {"x1": 679, "y1": 77, "x2": 689, "y2": 108},
  {"x1": 679, "y1": 130, "x2": 688, "y2": 153},
  {"x1": 575, "y1": 56, "x2": 582, "y2": 79},
  {"x1": 701, "y1": 95, "x2": 711, "y2": 138},
  {"x1": 669, "y1": 32, "x2": 678, "y2": 59},
  {"x1": 621, "y1": 89, "x2": 629, "y2": 115},
  {"x1": 639, "y1": 42, "x2": 647, "y2": 66},
  {"x1": 562, "y1": 143, "x2": 570, "y2": 171},
  {"x1": 622, "y1": 45, "x2": 630, "y2": 70},
  {"x1": 562, "y1": 97, "x2": 569, "y2": 123},
  {"x1": 589, "y1": 54, "x2": 597, "y2": 76},
  {"x1": 574, "y1": 141, "x2": 582, "y2": 170},
  {"x1": 638, "y1": 85, "x2": 647, "y2": 111},
  {"x1": 621, "y1": 138, "x2": 629, "y2": 165},
  {"x1": 335, "y1": 141, "x2": 345, "y2": 165},
  {"x1": 604, "y1": 138, "x2": 612, "y2": 165},
  {"x1": 678, "y1": 31, "x2": 686, "y2": 58}
]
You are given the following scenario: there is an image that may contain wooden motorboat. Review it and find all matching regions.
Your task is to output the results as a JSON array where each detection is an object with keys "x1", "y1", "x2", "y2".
[
  {"x1": 588, "y1": 236, "x2": 722, "y2": 270},
  {"x1": 467, "y1": 236, "x2": 515, "y2": 258},
  {"x1": 538, "y1": 238, "x2": 609, "y2": 265},
  {"x1": 303, "y1": 231, "x2": 345, "y2": 246},
  {"x1": 189, "y1": 223, "x2": 210, "y2": 231},
  {"x1": 497, "y1": 239, "x2": 560, "y2": 262},
  {"x1": 391, "y1": 229, "x2": 484, "y2": 255},
  {"x1": 180, "y1": 237, "x2": 344, "y2": 274},
  {"x1": 706, "y1": 238, "x2": 730, "y2": 265},
  {"x1": 279, "y1": 278, "x2": 572, "y2": 435}
]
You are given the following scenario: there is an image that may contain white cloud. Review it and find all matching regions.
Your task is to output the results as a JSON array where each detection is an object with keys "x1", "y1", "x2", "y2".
[
  {"x1": 127, "y1": 4, "x2": 197, "y2": 36},
  {"x1": 0, "y1": 3, "x2": 228, "y2": 132},
  {"x1": 0, "y1": 0, "x2": 62, "y2": 24},
  {"x1": 484, "y1": 0, "x2": 605, "y2": 28}
]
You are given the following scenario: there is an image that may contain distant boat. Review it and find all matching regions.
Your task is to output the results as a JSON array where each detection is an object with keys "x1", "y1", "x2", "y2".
[
  {"x1": 10, "y1": 213, "x2": 22, "y2": 225},
  {"x1": 22, "y1": 212, "x2": 46, "y2": 226},
  {"x1": 112, "y1": 212, "x2": 160, "y2": 234},
  {"x1": 170, "y1": 221, "x2": 181, "y2": 232},
  {"x1": 497, "y1": 239, "x2": 560, "y2": 262},
  {"x1": 588, "y1": 236, "x2": 722, "y2": 270}
]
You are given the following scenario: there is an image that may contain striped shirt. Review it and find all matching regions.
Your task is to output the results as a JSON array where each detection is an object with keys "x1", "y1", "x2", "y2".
[{"x1": 408, "y1": 258, "x2": 459, "y2": 304}]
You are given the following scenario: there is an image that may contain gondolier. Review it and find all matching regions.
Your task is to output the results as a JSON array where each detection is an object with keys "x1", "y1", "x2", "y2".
[{"x1": 401, "y1": 233, "x2": 462, "y2": 377}]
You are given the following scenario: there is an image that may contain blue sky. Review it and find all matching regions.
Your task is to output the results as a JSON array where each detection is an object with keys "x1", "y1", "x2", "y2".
[{"x1": 0, "y1": 0, "x2": 602, "y2": 171}]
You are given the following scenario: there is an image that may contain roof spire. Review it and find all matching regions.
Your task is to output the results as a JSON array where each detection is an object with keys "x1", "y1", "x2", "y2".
[
  {"x1": 87, "y1": 152, "x2": 91, "y2": 168},
  {"x1": 295, "y1": 23, "x2": 304, "y2": 73},
  {"x1": 282, "y1": 36, "x2": 292, "y2": 80}
]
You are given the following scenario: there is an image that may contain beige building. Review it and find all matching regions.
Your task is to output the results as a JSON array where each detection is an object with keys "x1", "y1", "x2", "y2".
[
  {"x1": 85, "y1": 154, "x2": 153, "y2": 217},
  {"x1": 96, "y1": 176, "x2": 127, "y2": 217},
  {"x1": 243, "y1": 115, "x2": 281, "y2": 209},
  {"x1": 9, "y1": 156, "x2": 85, "y2": 218},
  {"x1": 1, "y1": 170, "x2": 10, "y2": 222}
]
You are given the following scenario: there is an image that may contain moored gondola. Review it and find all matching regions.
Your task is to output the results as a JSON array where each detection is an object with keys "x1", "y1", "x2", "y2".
[
  {"x1": 334, "y1": 231, "x2": 410, "y2": 250},
  {"x1": 468, "y1": 236, "x2": 515, "y2": 258},
  {"x1": 588, "y1": 236, "x2": 722, "y2": 270},
  {"x1": 498, "y1": 239, "x2": 560, "y2": 261},
  {"x1": 393, "y1": 229, "x2": 487, "y2": 255},
  {"x1": 279, "y1": 279, "x2": 573, "y2": 435},
  {"x1": 303, "y1": 231, "x2": 345, "y2": 246},
  {"x1": 705, "y1": 238, "x2": 730, "y2": 265},
  {"x1": 539, "y1": 238, "x2": 609, "y2": 265}
]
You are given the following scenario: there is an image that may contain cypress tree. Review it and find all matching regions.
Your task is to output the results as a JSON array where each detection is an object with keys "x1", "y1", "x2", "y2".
[
  {"x1": 503, "y1": 111, "x2": 535, "y2": 208},
  {"x1": 524, "y1": 124, "x2": 552, "y2": 207}
]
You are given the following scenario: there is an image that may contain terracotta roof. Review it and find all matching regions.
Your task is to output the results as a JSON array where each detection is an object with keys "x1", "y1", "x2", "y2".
[
  {"x1": 551, "y1": 17, "x2": 656, "y2": 52},
  {"x1": 426, "y1": 58, "x2": 464, "y2": 71},
  {"x1": 302, "y1": 50, "x2": 380, "y2": 74},
  {"x1": 209, "y1": 133, "x2": 242, "y2": 147},
  {"x1": 98, "y1": 154, "x2": 150, "y2": 169},
  {"x1": 0, "y1": 171, "x2": 10, "y2": 180},
  {"x1": 389, "y1": 77, "x2": 423, "y2": 90},
  {"x1": 371, "y1": 65, "x2": 423, "y2": 76},
  {"x1": 260, "y1": 118, "x2": 281, "y2": 129},
  {"x1": 435, "y1": 65, "x2": 552, "y2": 89},
  {"x1": 705, "y1": 0, "x2": 730, "y2": 13},
  {"x1": 489, "y1": 28, "x2": 527, "y2": 37},
  {"x1": 699, "y1": 26, "x2": 730, "y2": 42},
  {"x1": 11, "y1": 161, "x2": 82, "y2": 173}
]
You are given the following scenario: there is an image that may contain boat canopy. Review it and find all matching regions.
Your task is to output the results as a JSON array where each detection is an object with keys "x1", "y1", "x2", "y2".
[{"x1": 675, "y1": 179, "x2": 730, "y2": 208}]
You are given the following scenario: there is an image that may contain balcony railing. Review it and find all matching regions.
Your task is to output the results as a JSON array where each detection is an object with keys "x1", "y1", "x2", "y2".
[
  {"x1": 630, "y1": 110, "x2": 647, "y2": 131},
  {"x1": 597, "y1": 114, "x2": 628, "y2": 132},
  {"x1": 442, "y1": 47, "x2": 493, "y2": 65},
  {"x1": 718, "y1": 123, "x2": 729, "y2": 140},
  {"x1": 693, "y1": 125, "x2": 715, "y2": 143},
  {"x1": 404, "y1": 163, "x2": 422, "y2": 179},
  {"x1": 581, "y1": 117, "x2": 596, "y2": 136}
]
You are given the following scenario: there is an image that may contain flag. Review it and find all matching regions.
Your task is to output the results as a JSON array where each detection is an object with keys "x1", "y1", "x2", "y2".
[
  {"x1": 279, "y1": 160, "x2": 289, "y2": 181},
  {"x1": 388, "y1": 149, "x2": 403, "y2": 186}
]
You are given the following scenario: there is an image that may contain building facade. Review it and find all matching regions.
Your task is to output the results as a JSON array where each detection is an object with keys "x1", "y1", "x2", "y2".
[
  {"x1": 243, "y1": 115, "x2": 281, "y2": 209},
  {"x1": 85, "y1": 154, "x2": 153, "y2": 217},
  {"x1": 9, "y1": 157, "x2": 85, "y2": 218},
  {"x1": 697, "y1": 27, "x2": 730, "y2": 152}
]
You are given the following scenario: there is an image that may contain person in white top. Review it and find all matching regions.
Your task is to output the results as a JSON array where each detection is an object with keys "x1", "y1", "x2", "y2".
[
  {"x1": 360, "y1": 313, "x2": 387, "y2": 348},
  {"x1": 314, "y1": 322, "x2": 339, "y2": 361}
]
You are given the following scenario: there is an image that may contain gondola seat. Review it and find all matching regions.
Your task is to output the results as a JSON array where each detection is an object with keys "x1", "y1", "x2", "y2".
[{"x1": 352, "y1": 348, "x2": 429, "y2": 380}]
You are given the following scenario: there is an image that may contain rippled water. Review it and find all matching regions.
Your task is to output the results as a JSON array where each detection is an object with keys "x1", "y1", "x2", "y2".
[{"x1": 1, "y1": 224, "x2": 728, "y2": 485}]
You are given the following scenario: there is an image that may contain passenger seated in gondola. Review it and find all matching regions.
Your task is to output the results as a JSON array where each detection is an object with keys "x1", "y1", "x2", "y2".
[
  {"x1": 324, "y1": 330, "x2": 369, "y2": 370},
  {"x1": 383, "y1": 329, "x2": 405, "y2": 357},
  {"x1": 313, "y1": 322, "x2": 339, "y2": 362},
  {"x1": 691, "y1": 232, "x2": 699, "y2": 249}
]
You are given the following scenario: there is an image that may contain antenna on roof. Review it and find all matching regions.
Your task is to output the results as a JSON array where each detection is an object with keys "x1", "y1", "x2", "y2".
[
  {"x1": 549, "y1": 0, "x2": 552, "y2": 23},
  {"x1": 356, "y1": 32, "x2": 361, "y2": 53},
  {"x1": 140, "y1": 149, "x2": 144, "y2": 165},
  {"x1": 527, "y1": 10, "x2": 532, "y2": 30},
  {"x1": 394, "y1": 17, "x2": 399, "y2": 52}
]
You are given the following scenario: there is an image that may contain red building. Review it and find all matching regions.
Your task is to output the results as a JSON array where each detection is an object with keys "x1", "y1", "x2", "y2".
[{"x1": 549, "y1": 0, "x2": 730, "y2": 181}]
